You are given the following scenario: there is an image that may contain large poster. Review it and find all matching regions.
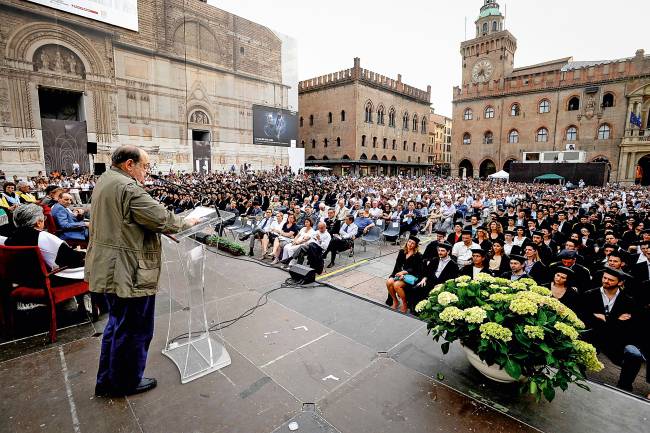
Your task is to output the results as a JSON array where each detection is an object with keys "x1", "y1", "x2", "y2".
[
  {"x1": 252, "y1": 105, "x2": 298, "y2": 147},
  {"x1": 26, "y1": 0, "x2": 139, "y2": 31},
  {"x1": 41, "y1": 119, "x2": 89, "y2": 175}
]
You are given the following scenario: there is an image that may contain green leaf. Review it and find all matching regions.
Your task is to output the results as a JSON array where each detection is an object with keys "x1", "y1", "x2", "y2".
[
  {"x1": 436, "y1": 372, "x2": 445, "y2": 381},
  {"x1": 539, "y1": 343, "x2": 552, "y2": 354},
  {"x1": 505, "y1": 359, "x2": 522, "y2": 379},
  {"x1": 542, "y1": 383, "x2": 556, "y2": 402},
  {"x1": 441, "y1": 342, "x2": 450, "y2": 354},
  {"x1": 529, "y1": 381, "x2": 538, "y2": 395}
]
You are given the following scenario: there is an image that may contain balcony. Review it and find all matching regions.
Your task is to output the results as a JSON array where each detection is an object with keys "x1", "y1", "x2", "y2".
[{"x1": 623, "y1": 129, "x2": 650, "y2": 144}]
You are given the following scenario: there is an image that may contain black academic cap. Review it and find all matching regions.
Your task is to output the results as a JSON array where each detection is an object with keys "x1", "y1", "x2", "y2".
[
  {"x1": 471, "y1": 248, "x2": 487, "y2": 256},
  {"x1": 509, "y1": 254, "x2": 526, "y2": 264},
  {"x1": 552, "y1": 265, "x2": 575, "y2": 277},
  {"x1": 600, "y1": 266, "x2": 629, "y2": 281},
  {"x1": 438, "y1": 242, "x2": 453, "y2": 251},
  {"x1": 409, "y1": 235, "x2": 421, "y2": 245},
  {"x1": 558, "y1": 249, "x2": 577, "y2": 259}
]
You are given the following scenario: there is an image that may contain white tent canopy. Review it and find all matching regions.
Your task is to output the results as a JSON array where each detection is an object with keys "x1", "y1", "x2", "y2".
[
  {"x1": 488, "y1": 170, "x2": 510, "y2": 180},
  {"x1": 304, "y1": 166, "x2": 332, "y2": 171}
]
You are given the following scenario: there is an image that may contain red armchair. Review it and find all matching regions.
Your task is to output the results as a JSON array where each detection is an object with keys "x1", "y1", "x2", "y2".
[{"x1": 0, "y1": 245, "x2": 89, "y2": 342}]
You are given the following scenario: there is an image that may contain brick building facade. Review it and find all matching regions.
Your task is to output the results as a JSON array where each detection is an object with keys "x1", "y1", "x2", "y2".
[
  {"x1": 429, "y1": 111, "x2": 452, "y2": 176},
  {"x1": 452, "y1": 1, "x2": 650, "y2": 184},
  {"x1": 0, "y1": 0, "x2": 296, "y2": 177},
  {"x1": 299, "y1": 58, "x2": 433, "y2": 176}
]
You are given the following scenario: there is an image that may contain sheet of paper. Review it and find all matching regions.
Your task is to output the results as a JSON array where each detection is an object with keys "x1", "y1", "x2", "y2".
[{"x1": 184, "y1": 206, "x2": 215, "y2": 221}]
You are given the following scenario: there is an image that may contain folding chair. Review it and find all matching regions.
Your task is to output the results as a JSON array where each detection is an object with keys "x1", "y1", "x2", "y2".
[
  {"x1": 224, "y1": 217, "x2": 243, "y2": 239},
  {"x1": 361, "y1": 225, "x2": 383, "y2": 257},
  {"x1": 382, "y1": 221, "x2": 400, "y2": 245}
]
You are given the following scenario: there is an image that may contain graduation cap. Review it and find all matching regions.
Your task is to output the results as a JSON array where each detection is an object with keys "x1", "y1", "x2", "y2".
[
  {"x1": 461, "y1": 228, "x2": 473, "y2": 235},
  {"x1": 408, "y1": 235, "x2": 421, "y2": 245},
  {"x1": 437, "y1": 242, "x2": 453, "y2": 251},
  {"x1": 551, "y1": 265, "x2": 575, "y2": 277},
  {"x1": 491, "y1": 238, "x2": 504, "y2": 246},
  {"x1": 435, "y1": 229, "x2": 447, "y2": 236},
  {"x1": 509, "y1": 254, "x2": 526, "y2": 264},
  {"x1": 471, "y1": 248, "x2": 487, "y2": 257},
  {"x1": 600, "y1": 266, "x2": 630, "y2": 281},
  {"x1": 515, "y1": 225, "x2": 526, "y2": 231},
  {"x1": 558, "y1": 249, "x2": 577, "y2": 259},
  {"x1": 504, "y1": 230, "x2": 516, "y2": 236},
  {"x1": 532, "y1": 230, "x2": 544, "y2": 237}
]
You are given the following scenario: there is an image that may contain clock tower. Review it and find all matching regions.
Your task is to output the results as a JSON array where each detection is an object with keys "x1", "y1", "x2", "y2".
[{"x1": 460, "y1": 1, "x2": 517, "y2": 86}]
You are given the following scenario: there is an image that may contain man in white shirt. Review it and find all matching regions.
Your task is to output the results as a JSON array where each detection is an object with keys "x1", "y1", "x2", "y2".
[
  {"x1": 368, "y1": 200, "x2": 383, "y2": 220},
  {"x1": 247, "y1": 209, "x2": 274, "y2": 256},
  {"x1": 334, "y1": 198, "x2": 349, "y2": 221},
  {"x1": 292, "y1": 221, "x2": 331, "y2": 273},
  {"x1": 452, "y1": 230, "x2": 480, "y2": 268}
]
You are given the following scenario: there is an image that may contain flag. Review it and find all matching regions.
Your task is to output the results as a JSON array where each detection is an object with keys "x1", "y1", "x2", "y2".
[{"x1": 630, "y1": 112, "x2": 642, "y2": 128}]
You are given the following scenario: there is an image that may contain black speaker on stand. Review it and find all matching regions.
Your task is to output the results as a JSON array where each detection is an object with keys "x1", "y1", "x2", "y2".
[{"x1": 288, "y1": 263, "x2": 316, "y2": 284}]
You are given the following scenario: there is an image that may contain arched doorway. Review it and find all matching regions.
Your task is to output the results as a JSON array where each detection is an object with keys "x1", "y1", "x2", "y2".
[
  {"x1": 503, "y1": 159, "x2": 516, "y2": 173},
  {"x1": 479, "y1": 159, "x2": 496, "y2": 178},
  {"x1": 458, "y1": 159, "x2": 473, "y2": 178},
  {"x1": 636, "y1": 154, "x2": 650, "y2": 186}
]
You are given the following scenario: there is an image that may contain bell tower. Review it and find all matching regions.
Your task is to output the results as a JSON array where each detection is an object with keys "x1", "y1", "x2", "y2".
[{"x1": 460, "y1": 1, "x2": 517, "y2": 86}]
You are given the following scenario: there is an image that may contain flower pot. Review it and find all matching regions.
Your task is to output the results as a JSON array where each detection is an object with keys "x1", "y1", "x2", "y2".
[{"x1": 461, "y1": 345, "x2": 522, "y2": 383}]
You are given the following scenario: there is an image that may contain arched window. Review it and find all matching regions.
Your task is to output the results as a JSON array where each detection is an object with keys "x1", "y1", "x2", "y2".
[
  {"x1": 360, "y1": 153, "x2": 367, "y2": 160},
  {"x1": 392, "y1": 139, "x2": 396, "y2": 150},
  {"x1": 327, "y1": 112, "x2": 333, "y2": 123},
  {"x1": 536, "y1": 127, "x2": 549, "y2": 142},
  {"x1": 464, "y1": 108, "x2": 473, "y2": 120},
  {"x1": 377, "y1": 106, "x2": 385, "y2": 125},
  {"x1": 508, "y1": 130, "x2": 519, "y2": 143},
  {"x1": 482, "y1": 22, "x2": 488, "y2": 34},
  {"x1": 598, "y1": 124, "x2": 611, "y2": 140},
  {"x1": 299, "y1": 117, "x2": 304, "y2": 127},
  {"x1": 484, "y1": 106, "x2": 495, "y2": 119},
  {"x1": 309, "y1": 114, "x2": 314, "y2": 126},
  {"x1": 421, "y1": 143, "x2": 425, "y2": 153},
  {"x1": 336, "y1": 137, "x2": 341, "y2": 147},
  {"x1": 361, "y1": 135, "x2": 366, "y2": 146},
  {"x1": 539, "y1": 99, "x2": 551, "y2": 114},
  {"x1": 492, "y1": 21, "x2": 498, "y2": 31},
  {"x1": 300, "y1": 140, "x2": 305, "y2": 148},
  {"x1": 484, "y1": 131, "x2": 494, "y2": 144},
  {"x1": 383, "y1": 138, "x2": 387, "y2": 149},
  {"x1": 412, "y1": 142, "x2": 416, "y2": 152},
  {"x1": 311, "y1": 139, "x2": 316, "y2": 148},
  {"x1": 421, "y1": 117, "x2": 427, "y2": 133},
  {"x1": 463, "y1": 133, "x2": 471, "y2": 145},
  {"x1": 341, "y1": 110, "x2": 346, "y2": 121},
  {"x1": 324, "y1": 138, "x2": 328, "y2": 147},
  {"x1": 412, "y1": 114, "x2": 418, "y2": 131},
  {"x1": 510, "y1": 103, "x2": 521, "y2": 116},
  {"x1": 403, "y1": 140, "x2": 407, "y2": 150},
  {"x1": 403, "y1": 112, "x2": 409, "y2": 129},
  {"x1": 388, "y1": 107, "x2": 396, "y2": 127},
  {"x1": 365, "y1": 102, "x2": 373, "y2": 123},
  {"x1": 372, "y1": 136, "x2": 377, "y2": 148},
  {"x1": 568, "y1": 97, "x2": 580, "y2": 111},
  {"x1": 566, "y1": 126, "x2": 578, "y2": 141},
  {"x1": 602, "y1": 93, "x2": 614, "y2": 108}
]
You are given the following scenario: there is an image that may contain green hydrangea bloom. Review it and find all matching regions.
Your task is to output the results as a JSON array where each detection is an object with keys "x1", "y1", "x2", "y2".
[
  {"x1": 479, "y1": 322, "x2": 513, "y2": 342},
  {"x1": 509, "y1": 297, "x2": 539, "y2": 315},
  {"x1": 414, "y1": 300, "x2": 430, "y2": 313},
  {"x1": 439, "y1": 306, "x2": 465, "y2": 323},
  {"x1": 455, "y1": 276, "x2": 471, "y2": 283},
  {"x1": 463, "y1": 306, "x2": 488, "y2": 324},
  {"x1": 523, "y1": 325, "x2": 545, "y2": 340},
  {"x1": 489, "y1": 293, "x2": 514, "y2": 302},
  {"x1": 574, "y1": 340, "x2": 604, "y2": 371},
  {"x1": 430, "y1": 284, "x2": 444, "y2": 295},
  {"x1": 554, "y1": 322, "x2": 579, "y2": 340},
  {"x1": 437, "y1": 292, "x2": 459, "y2": 306}
]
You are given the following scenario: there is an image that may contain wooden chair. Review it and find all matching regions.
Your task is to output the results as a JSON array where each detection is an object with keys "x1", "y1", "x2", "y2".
[{"x1": 0, "y1": 245, "x2": 89, "y2": 343}]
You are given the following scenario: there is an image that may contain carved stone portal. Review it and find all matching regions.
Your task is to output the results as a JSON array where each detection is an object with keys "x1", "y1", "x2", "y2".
[
  {"x1": 33, "y1": 45, "x2": 86, "y2": 78},
  {"x1": 190, "y1": 110, "x2": 209, "y2": 124}
]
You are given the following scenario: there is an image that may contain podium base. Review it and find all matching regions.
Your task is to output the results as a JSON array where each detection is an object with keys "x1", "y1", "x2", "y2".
[{"x1": 162, "y1": 334, "x2": 231, "y2": 384}]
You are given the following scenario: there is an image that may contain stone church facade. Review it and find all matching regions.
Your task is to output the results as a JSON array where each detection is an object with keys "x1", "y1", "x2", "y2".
[
  {"x1": 452, "y1": 1, "x2": 650, "y2": 184},
  {"x1": 0, "y1": 0, "x2": 294, "y2": 177}
]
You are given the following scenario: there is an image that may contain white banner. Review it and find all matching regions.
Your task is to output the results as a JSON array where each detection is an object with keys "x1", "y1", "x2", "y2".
[{"x1": 27, "y1": 0, "x2": 139, "y2": 31}]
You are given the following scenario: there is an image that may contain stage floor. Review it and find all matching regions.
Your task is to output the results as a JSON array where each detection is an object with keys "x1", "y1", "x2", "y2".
[{"x1": 0, "y1": 247, "x2": 648, "y2": 433}]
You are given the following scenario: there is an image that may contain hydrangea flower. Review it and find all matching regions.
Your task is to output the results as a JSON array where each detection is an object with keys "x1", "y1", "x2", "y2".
[
  {"x1": 509, "y1": 297, "x2": 538, "y2": 315},
  {"x1": 439, "y1": 306, "x2": 464, "y2": 323},
  {"x1": 524, "y1": 325, "x2": 545, "y2": 340},
  {"x1": 489, "y1": 293, "x2": 514, "y2": 303},
  {"x1": 509, "y1": 281, "x2": 528, "y2": 291},
  {"x1": 530, "y1": 285, "x2": 552, "y2": 296},
  {"x1": 455, "y1": 275, "x2": 471, "y2": 283},
  {"x1": 479, "y1": 322, "x2": 513, "y2": 342},
  {"x1": 494, "y1": 277, "x2": 510, "y2": 285},
  {"x1": 457, "y1": 282, "x2": 469, "y2": 288},
  {"x1": 475, "y1": 273, "x2": 495, "y2": 284},
  {"x1": 414, "y1": 300, "x2": 430, "y2": 313},
  {"x1": 463, "y1": 306, "x2": 487, "y2": 324},
  {"x1": 554, "y1": 322, "x2": 579, "y2": 340},
  {"x1": 574, "y1": 340, "x2": 604, "y2": 371},
  {"x1": 518, "y1": 278, "x2": 537, "y2": 286},
  {"x1": 438, "y1": 292, "x2": 459, "y2": 306},
  {"x1": 430, "y1": 284, "x2": 444, "y2": 295}
]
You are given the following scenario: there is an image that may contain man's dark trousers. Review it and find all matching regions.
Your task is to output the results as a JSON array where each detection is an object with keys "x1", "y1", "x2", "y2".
[{"x1": 96, "y1": 293, "x2": 156, "y2": 392}]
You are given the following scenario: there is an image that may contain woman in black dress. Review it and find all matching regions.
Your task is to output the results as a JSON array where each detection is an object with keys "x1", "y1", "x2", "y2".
[
  {"x1": 488, "y1": 239, "x2": 510, "y2": 275},
  {"x1": 546, "y1": 266, "x2": 580, "y2": 313},
  {"x1": 386, "y1": 236, "x2": 423, "y2": 313}
]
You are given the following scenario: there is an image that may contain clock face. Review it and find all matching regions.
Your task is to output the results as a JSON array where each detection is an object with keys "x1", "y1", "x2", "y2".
[{"x1": 472, "y1": 59, "x2": 494, "y2": 83}]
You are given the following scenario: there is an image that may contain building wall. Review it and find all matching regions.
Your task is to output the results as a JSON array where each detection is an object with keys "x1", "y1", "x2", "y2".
[{"x1": 0, "y1": 0, "x2": 294, "y2": 177}]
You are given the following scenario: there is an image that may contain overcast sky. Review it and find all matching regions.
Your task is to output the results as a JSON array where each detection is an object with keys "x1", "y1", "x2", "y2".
[{"x1": 211, "y1": 0, "x2": 650, "y2": 116}]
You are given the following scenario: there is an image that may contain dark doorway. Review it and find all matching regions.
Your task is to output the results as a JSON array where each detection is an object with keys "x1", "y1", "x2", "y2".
[
  {"x1": 192, "y1": 130, "x2": 211, "y2": 174},
  {"x1": 38, "y1": 87, "x2": 88, "y2": 175},
  {"x1": 480, "y1": 159, "x2": 496, "y2": 178},
  {"x1": 503, "y1": 159, "x2": 516, "y2": 173},
  {"x1": 636, "y1": 154, "x2": 650, "y2": 186},
  {"x1": 458, "y1": 159, "x2": 473, "y2": 178}
]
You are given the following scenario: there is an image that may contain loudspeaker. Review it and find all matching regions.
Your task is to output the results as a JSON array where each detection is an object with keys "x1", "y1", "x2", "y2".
[
  {"x1": 288, "y1": 263, "x2": 316, "y2": 284},
  {"x1": 87, "y1": 142, "x2": 97, "y2": 154},
  {"x1": 94, "y1": 163, "x2": 106, "y2": 175}
]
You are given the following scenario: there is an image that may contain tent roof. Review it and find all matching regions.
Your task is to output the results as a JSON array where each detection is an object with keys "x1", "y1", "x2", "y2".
[
  {"x1": 488, "y1": 170, "x2": 510, "y2": 179},
  {"x1": 535, "y1": 173, "x2": 564, "y2": 180}
]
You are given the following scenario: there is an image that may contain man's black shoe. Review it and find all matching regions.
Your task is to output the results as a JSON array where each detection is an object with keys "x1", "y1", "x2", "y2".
[
  {"x1": 248, "y1": 250, "x2": 254, "y2": 256},
  {"x1": 127, "y1": 377, "x2": 157, "y2": 396},
  {"x1": 94, "y1": 383, "x2": 113, "y2": 397},
  {"x1": 327, "y1": 262, "x2": 335, "y2": 268},
  {"x1": 240, "y1": 234, "x2": 250, "y2": 241}
]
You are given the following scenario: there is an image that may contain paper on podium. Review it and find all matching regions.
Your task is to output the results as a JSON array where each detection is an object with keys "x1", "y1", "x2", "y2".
[{"x1": 184, "y1": 206, "x2": 216, "y2": 221}]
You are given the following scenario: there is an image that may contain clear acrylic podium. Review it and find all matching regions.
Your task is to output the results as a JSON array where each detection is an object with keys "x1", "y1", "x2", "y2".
[{"x1": 161, "y1": 208, "x2": 234, "y2": 383}]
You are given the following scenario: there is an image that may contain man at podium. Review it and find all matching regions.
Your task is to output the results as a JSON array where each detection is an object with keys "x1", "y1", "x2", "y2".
[{"x1": 87, "y1": 145, "x2": 198, "y2": 398}]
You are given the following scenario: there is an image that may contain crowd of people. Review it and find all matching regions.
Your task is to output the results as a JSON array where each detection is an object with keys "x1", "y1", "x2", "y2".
[{"x1": 1, "y1": 168, "x2": 649, "y2": 397}]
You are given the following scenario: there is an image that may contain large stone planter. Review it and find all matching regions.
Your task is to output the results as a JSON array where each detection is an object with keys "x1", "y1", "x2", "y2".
[{"x1": 461, "y1": 345, "x2": 522, "y2": 383}]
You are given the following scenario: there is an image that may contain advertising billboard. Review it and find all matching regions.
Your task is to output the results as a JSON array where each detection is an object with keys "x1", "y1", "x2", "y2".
[
  {"x1": 252, "y1": 105, "x2": 298, "y2": 147},
  {"x1": 26, "y1": 0, "x2": 139, "y2": 31}
]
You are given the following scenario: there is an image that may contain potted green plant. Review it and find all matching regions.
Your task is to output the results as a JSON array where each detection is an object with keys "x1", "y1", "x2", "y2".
[
  {"x1": 415, "y1": 274, "x2": 604, "y2": 402},
  {"x1": 205, "y1": 235, "x2": 246, "y2": 256}
]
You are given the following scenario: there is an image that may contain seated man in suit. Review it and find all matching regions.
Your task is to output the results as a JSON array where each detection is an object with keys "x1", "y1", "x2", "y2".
[
  {"x1": 581, "y1": 267, "x2": 647, "y2": 395},
  {"x1": 399, "y1": 200, "x2": 421, "y2": 237},
  {"x1": 422, "y1": 230, "x2": 447, "y2": 264},
  {"x1": 500, "y1": 254, "x2": 528, "y2": 281},
  {"x1": 51, "y1": 192, "x2": 88, "y2": 242},
  {"x1": 460, "y1": 248, "x2": 493, "y2": 278},
  {"x1": 414, "y1": 242, "x2": 458, "y2": 312},
  {"x1": 632, "y1": 241, "x2": 650, "y2": 283}
]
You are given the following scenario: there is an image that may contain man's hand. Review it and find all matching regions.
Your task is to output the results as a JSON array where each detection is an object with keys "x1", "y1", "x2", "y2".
[
  {"x1": 184, "y1": 218, "x2": 200, "y2": 226},
  {"x1": 618, "y1": 313, "x2": 631, "y2": 321},
  {"x1": 593, "y1": 313, "x2": 607, "y2": 322}
]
